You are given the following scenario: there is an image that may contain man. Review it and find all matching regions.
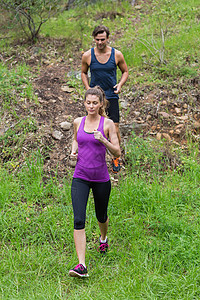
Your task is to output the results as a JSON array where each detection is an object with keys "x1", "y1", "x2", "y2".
[{"x1": 81, "y1": 25, "x2": 129, "y2": 173}]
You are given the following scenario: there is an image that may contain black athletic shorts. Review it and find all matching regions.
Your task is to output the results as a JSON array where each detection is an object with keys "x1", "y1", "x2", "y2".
[{"x1": 106, "y1": 98, "x2": 120, "y2": 123}]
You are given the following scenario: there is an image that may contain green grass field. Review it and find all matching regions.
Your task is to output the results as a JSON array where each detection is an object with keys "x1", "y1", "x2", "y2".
[
  {"x1": 1, "y1": 140, "x2": 200, "y2": 299},
  {"x1": 1, "y1": 0, "x2": 200, "y2": 298}
]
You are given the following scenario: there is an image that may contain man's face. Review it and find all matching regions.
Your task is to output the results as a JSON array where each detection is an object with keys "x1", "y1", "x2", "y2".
[{"x1": 94, "y1": 31, "x2": 108, "y2": 50}]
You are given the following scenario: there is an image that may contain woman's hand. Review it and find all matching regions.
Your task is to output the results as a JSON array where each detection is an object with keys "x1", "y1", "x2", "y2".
[
  {"x1": 93, "y1": 130, "x2": 104, "y2": 142},
  {"x1": 70, "y1": 152, "x2": 78, "y2": 160}
]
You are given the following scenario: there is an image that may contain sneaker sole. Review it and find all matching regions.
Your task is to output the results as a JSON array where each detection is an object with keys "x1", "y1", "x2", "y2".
[{"x1": 69, "y1": 270, "x2": 89, "y2": 278}]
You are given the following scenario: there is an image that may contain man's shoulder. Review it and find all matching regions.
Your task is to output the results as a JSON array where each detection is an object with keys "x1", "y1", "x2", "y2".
[
  {"x1": 113, "y1": 48, "x2": 123, "y2": 56},
  {"x1": 82, "y1": 49, "x2": 92, "y2": 58}
]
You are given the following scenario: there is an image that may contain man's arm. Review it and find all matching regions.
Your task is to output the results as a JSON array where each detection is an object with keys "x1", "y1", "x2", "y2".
[
  {"x1": 114, "y1": 50, "x2": 129, "y2": 94},
  {"x1": 81, "y1": 51, "x2": 91, "y2": 90}
]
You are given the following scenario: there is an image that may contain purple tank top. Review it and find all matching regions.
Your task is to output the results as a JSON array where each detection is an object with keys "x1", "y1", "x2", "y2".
[{"x1": 73, "y1": 116, "x2": 110, "y2": 182}]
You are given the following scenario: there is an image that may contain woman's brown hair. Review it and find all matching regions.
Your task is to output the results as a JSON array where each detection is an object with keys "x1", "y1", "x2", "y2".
[{"x1": 84, "y1": 86, "x2": 109, "y2": 118}]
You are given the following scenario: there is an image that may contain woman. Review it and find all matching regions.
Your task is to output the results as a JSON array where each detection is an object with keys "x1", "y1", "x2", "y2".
[{"x1": 69, "y1": 86, "x2": 121, "y2": 278}]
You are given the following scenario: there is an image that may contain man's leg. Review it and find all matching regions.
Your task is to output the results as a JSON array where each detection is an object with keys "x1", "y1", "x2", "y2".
[
  {"x1": 107, "y1": 99, "x2": 121, "y2": 173},
  {"x1": 114, "y1": 122, "x2": 121, "y2": 145}
]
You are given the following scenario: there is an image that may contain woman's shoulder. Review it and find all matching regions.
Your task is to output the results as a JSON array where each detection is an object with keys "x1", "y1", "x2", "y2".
[
  {"x1": 73, "y1": 116, "x2": 85, "y2": 128},
  {"x1": 74, "y1": 116, "x2": 84, "y2": 123},
  {"x1": 104, "y1": 117, "x2": 114, "y2": 125},
  {"x1": 104, "y1": 117, "x2": 115, "y2": 130}
]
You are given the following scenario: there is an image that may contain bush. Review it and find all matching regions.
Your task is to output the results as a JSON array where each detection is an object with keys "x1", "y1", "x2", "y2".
[{"x1": 0, "y1": 0, "x2": 63, "y2": 42}]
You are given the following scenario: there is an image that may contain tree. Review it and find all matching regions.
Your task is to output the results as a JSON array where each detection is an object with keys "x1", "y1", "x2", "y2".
[{"x1": 0, "y1": 0, "x2": 63, "y2": 42}]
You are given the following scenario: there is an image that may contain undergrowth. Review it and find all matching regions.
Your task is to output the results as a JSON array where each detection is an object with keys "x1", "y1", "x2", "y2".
[
  {"x1": 1, "y1": 138, "x2": 200, "y2": 299},
  {"x1": 1, "y1": 0, "x2": 200, "y2": 298}
]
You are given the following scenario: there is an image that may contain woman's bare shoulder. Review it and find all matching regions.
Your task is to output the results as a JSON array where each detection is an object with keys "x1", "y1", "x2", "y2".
[
  {"x1": 74, "y1": 117, "x2": 84, "y2": 127},
  {"x1": 74, "y1": 117, "x2": 83, "y2": 123},
  {"x1": 104, "y1": 118, "x2": 114, "y2": 126}
]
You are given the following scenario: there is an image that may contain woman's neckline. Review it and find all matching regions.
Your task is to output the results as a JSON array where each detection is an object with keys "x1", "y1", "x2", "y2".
[{"x1": 84, "y1": 115, "x2": 101, "y2": 133}]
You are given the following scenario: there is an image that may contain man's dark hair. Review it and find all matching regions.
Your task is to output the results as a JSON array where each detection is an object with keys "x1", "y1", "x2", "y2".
[{"x1": 92, "y1": 25, "x2": 110, "y2": 38}]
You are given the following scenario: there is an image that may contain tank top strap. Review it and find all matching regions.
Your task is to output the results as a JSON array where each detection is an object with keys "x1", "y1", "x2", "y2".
[
  {"x1": 111, "y1": 47, "x2": 115, "y2": 61},
  {"x1": 78, "y1": 116, "x2": 86, "y2": 132},
  {"x1": 98, "y1": 116, "x2": 106, "y2": 136},
  {"x1": 91, "y1": 48, "x2": 95, "y2": 60}
]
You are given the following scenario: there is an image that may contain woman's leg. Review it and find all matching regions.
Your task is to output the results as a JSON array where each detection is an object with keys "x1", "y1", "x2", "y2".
[
  {"x1": 92, "y1": 180, "x2": 111, "y2": 240},
  {"x1": 74, "y1": 229, "x2": 86, "y2": 266},
  {"x1": 98, "y1": 217, "x2": 109, "y2": 241},
  {"x1": 71, "y1": 178, "x2": 90, "y2": 265}
]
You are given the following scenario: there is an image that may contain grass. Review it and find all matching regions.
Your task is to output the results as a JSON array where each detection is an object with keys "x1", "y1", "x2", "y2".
[
  {"x1": 0, "y1": 62, "x2": 39, "y2": 165},
  {"x1": 0, "y1": 63, "x2": 37, "y2": 112},
  {"x1": 1, "y1": 139, "x2": 200, "y2": 299},
  {"x1": 1, "y1": 0, "x2": 200, "y2": 298}
]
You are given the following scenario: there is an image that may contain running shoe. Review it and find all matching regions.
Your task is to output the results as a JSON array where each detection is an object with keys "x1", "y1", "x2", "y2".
[
  {"x1": 112, "y1": 157, "x2": 121, "y2": 173},
  {"x1": 69, "y1": 264, "x2": 89, "y2": 278},
  {"x1": 97, "y1": 237, "x2": 109, "y2": 254}
]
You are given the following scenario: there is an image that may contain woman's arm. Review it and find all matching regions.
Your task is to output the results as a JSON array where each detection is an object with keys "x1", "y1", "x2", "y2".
[
  {"x1": 94, "y1": 119, "x2": 121, "y2": 157},
  {"x1": 70, "y1": 118, "x2": 81, "y2": 157}
]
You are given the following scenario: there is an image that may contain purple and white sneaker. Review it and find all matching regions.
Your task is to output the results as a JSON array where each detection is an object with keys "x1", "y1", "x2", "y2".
[
  {"x1": 97, "y1": 237, "x2": 109, "y2": 254},
  {"x1": 69, "y1": 264, "x2": 89, "y2": 278}
]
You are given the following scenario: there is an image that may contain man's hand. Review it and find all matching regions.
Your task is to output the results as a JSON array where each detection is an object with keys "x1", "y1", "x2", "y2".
[{"x1": 113, "y1": 83, "x2": 122, "y2": 94}]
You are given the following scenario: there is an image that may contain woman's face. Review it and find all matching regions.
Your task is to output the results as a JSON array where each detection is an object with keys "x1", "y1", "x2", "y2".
[{"x1": 84, "y1": 94, "x2": 102, "y2": 115}]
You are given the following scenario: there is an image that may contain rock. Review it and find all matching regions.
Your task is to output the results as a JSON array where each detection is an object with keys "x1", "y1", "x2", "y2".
[
  {"x1": 175, "y1": 129, "x2": 181, "y2": 135},
  {"x1": 156, "y1": 132, "x2": 162, "y2": 140},
  {"x1": 120, "y1": 122, "x2": 148, "y2": 135},
  {"x1": 52, "y1": 130, "x2": 64, "y2": 140},
  {"x1": 146, "y1": 115, "x2": 151, "y2": 121},
  {"x1": 60, "y1": 121, "x2": 71, "y2": 130},
  {"x1": 0, "y1": 127, "x2": 5, "y2": 137},
  {"x1": 172, "y1": 89, "x2": 179, "y2": 95},
  {"x1": 134, "y1": 111, "x2": 140, "y2": 117},
  {"x1": 162, "y1": 133, "x2": 171, "y2": 141},
  {"x1": 133, "y1": 122, "x2": 148, "y2": 134},
  {"x1": 175, "y1": 107, "x2": 181, "y2": 114},
  {"x1": 135, "y1": 117, "x2": 144, "y2": 123},
  {"x1": 175, "y1": 124, "x2": 184, "y2": 130},
  {"x1": 158, "y1": 111, "x2": 170, "y2": 119},
  {"x1": 43, "y1": 60, "x2": 51, "y2": 65},
  {"x1": 60, "y1": 154, "x2": 66, "y2": 160},
  {"x1": 67, "y1": 70, "x2": 82, "y2": 80},
  {"x1": 135, "y1": 5, "x2": 142, "y2": 9},
  {"x1": 120, "y1": 99, "x2": 129, "y2": 109},
  {"x1": 177, "y1": 115, "x2": 188, "y2": 121},
  {"x1": 193, "y1": 121, "x2": 200, "y2": 129},
  {"x1": 61, "y1": 86, "x2": 75, "y2": 93}
]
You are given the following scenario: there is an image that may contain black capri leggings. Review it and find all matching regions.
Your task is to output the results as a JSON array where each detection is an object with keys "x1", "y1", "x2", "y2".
[{"x1": 71, "y1": 178, "x2": 111, "y2": 230}]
